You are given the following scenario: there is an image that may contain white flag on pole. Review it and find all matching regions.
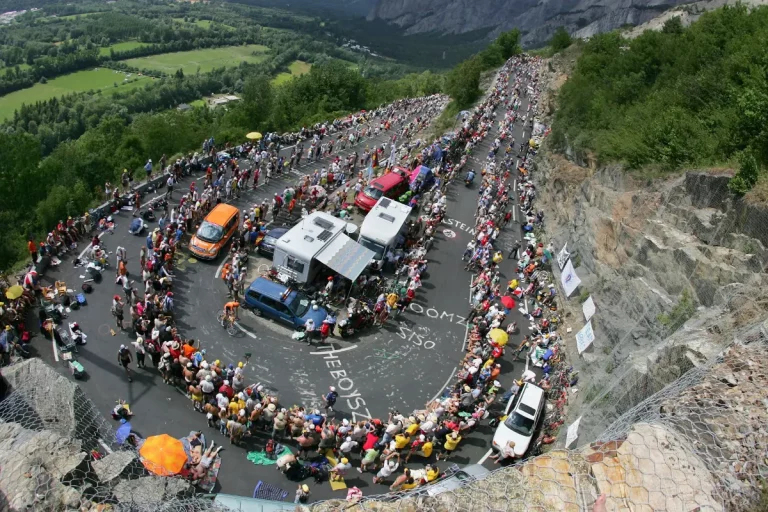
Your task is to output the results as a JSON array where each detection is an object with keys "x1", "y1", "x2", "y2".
[
  {"x1": 560, "y1": 259, "x2": 581, "y2": 297},
  {"x1": 576, "y1": 320, "x2": 595, "y2": 354},
  {"x1": 582, "y1": 296, "x2": 596, "y2": 322},
  {"x1": 565, "y1": 416, "x2": 582, "y2": 448}
]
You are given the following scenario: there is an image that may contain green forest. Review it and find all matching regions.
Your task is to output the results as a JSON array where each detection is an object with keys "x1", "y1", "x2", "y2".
[
  {"x1": 0, "y1": 0, "x2": 521, "y2": 270},
  {"x1": 551, "y1": 5, "x2": 768, "y2": 194}
]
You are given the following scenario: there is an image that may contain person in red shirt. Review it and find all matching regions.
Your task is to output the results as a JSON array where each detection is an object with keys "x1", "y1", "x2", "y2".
[
  {"x1": 27, "y1": 239, "x2": 37, "y2": 263},
  {"x1": 219, "y1": 380, "x2": 234, "y2": 400}
]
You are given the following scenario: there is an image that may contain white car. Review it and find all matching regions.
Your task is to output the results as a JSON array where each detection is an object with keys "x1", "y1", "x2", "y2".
[{"x1": 491, "y1": 382, "x2": 545, "y2": 457}]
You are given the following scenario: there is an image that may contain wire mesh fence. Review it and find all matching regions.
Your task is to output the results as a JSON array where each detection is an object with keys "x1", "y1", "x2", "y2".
[
  {"x1": 311, "y1": 319, "x2": 768, "y2": 512},
  {"x1": 1, "y1": 316, "x2": 765, "y2": 511}
]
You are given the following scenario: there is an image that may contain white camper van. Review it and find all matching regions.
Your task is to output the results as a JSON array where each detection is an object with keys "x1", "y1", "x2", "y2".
[
  {"x1": 272, "y1": 212, "x2": 374, "y2": 284},
  {"x1": 358, "y1": 198, "x2": 412, "y2": 270}
]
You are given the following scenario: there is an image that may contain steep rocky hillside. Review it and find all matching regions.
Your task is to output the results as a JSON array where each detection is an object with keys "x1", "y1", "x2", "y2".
[
  {"x1": 367, "y1": 0, "x2": 691, "y2": 47},
  {"x1": 533, "y1": 50, "x2": 768, "y2": 444}
]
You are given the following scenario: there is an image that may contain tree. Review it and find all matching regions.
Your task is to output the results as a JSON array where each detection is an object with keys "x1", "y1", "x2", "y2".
[
  {"x1": 729, "y1": 151, "x2": 760, "y2": 195},
  {"x1": 550, "y1": 27, "x2": 573, "y2": 52},
  {"x1": 661, "y1": 16, "x2": 684, "y2": 35},
  {"x1": 496, "y1": 29, "x2": 522, "y2": 59},
  {"x1": 446, "y1": 57, "x2": 483, "y2": 107},
  {"x1": 240, "y1": 74, "x2": 274, "y2": 130}
]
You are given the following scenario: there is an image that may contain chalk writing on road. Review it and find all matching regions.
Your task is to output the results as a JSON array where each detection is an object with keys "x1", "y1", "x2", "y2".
[
  {"x1": 443, "y1": 229, "x2": 457, "y2": 238},
  {"x1": 313, "y1": 345, "x2": 372, "y2": 423},
  {"x1": 408, "y1": 303, "x2": 468, "y2": 327},
  {"x1": 396, "y1": 324, "x2": 435, "y2": 350},
  {"x1": 444, "y1": 218, "x2": 476, "y2": 237}
]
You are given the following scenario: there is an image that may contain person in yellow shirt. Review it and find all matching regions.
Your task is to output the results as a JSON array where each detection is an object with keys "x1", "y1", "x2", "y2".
[
  {"x1": 425, "y1": 464, "x2": 440, "y2": 482},
  {"x1": 228, "y1": 397, "x2": 241, "y2": 416},
  {"x1": 437, "y1": 431, "x2": 461, "y2": 461},
  {"x1": 386, "y1": 292, "x2": 398, "y2": 310},
  {"x1": 405, "y1": 435, "x2": 433, "y2": 463},
  {"x1": 404, "y1": 418, "x2": 420, "y2": 436},
  {"x1": 394, "y1": 432, "x2": 411, "y2": 451},
  {"x1": 492, "y1": 251, "x2": 503, "y2": 265}
]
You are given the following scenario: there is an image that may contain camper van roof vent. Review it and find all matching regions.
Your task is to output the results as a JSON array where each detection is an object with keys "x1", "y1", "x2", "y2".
[
  {"x1": 317, "y1": 229, "x2": 334, "y2": 242},
  {"x1": 304, "y1": 235, "x2": 315, "y2": 243},
  {"x1": 313, "y1": 217, "x2": 335, "y2": 230},
  {"x1": 378, "y1": 213, "x2": 396, "y2": 223},
  {"x1": 379, "y1": 198, "x2": 392, "y2": 208}
]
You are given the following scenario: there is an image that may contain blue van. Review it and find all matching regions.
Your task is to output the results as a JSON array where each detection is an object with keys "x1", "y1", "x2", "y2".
[{"x1": 244, "y1": 278, "x2": 328, "y2": 329}]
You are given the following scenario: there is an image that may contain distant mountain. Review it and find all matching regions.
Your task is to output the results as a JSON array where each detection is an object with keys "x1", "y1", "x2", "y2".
[
  {"x1": 233, "y1": 0, "x2": 378, "y2": 17},
  {"x1": 367, "y1": 0, "x2": 693, "y2": 47}
]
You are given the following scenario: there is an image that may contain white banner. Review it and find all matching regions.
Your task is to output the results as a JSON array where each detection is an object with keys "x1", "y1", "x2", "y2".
[
  {"x1": 565, "y1": 416, "x2": 582, "y2": 448},
  {"x1": 560, "y1": 259, "x2": 581, "y2": 297},
  {"x1": 582, "y1": 296, "x2": 596, "y2": 322},
  {"x1": 556, "y1": 243, "x2": 570, "y2": 270},
  {"x1": 576, "y1": 320, "x2": 595, "y2": 354}
]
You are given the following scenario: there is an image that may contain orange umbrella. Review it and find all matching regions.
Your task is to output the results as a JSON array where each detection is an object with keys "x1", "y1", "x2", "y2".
[{"x1": 139, "y1": 434, "x2": 188, "y2": 476}]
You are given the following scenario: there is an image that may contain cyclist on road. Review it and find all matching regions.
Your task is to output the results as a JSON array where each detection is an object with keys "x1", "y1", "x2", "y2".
[{"x1": 224, "y1": 301, "x2": 240, "y2": 322}]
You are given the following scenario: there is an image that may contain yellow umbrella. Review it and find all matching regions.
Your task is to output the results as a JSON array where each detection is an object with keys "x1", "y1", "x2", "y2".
[
  {"x1": 139, "y1": 434, "x2": 188, "y2": 476},
  {"x1": 5, "y1": 285, "x2": 24, "y2": 300},
  {"x1": 246, "y1": 132, "x2": 262, "y2": 140},
  {"x1": 489, "y1": 328, "x2": 508, "y2": 347}
]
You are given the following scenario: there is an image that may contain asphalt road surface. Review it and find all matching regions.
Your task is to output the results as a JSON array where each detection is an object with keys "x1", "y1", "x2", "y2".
[{"x1": 32, "y1": 68, "x2": 538, "y2": 502}]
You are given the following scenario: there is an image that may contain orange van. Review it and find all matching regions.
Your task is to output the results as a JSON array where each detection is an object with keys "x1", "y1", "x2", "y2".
[{"x1": 189, "y1": 203, "x2": 240, "y2": 260}]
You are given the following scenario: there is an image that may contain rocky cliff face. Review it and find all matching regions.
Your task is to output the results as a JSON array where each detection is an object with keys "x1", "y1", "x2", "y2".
[
  {"x1": 368, "y1": 0, "x2": 691, "y2": 47},
  {"x1": 535, "y1": 152, "x2": 768, "y2": 440}
]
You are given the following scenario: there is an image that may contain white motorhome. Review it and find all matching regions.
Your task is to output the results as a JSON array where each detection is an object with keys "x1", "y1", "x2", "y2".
[
  {"x1": 272, "y1": 212, "x2": 374, "y2": 284},
  {"x1": 358, "y1": 197, "x2": 412, "y2": 270}
]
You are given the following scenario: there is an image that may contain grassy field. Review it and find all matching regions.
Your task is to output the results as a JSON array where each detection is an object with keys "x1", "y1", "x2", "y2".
[
  {"x1": 99, "y1": 41, "x2": 150, "y2": 56},
  {"x1": 99, "y1": 41, "x2": 149, "y2": 57},
  {"x1": 0, "y1": 68, "x2": 150, "y2": 120},
  {"x1": 172, "y1": 18, "x2": 234, "y2": 30},
  {"x1": 188, "y1": 99, "x2": 207, "y2": 108},
  {"x1": 123, "y1": 44, "x2": 269, "y2": 75},
  {"x1": 1, "y1": 63, "x2": 31, "y2": 76},
  {"x1": 272, "y1": 60, "x2": 312, "y2": 85}
]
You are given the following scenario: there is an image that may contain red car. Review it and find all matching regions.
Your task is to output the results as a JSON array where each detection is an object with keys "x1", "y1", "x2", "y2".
[{"x1": 355, "y1": 168, "x2": 410, "y2": 211}]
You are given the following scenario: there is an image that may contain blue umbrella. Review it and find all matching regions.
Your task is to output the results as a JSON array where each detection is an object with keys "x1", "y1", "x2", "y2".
[{"x1": 116, "y1": 421, "x2": 132, "y2": 444}]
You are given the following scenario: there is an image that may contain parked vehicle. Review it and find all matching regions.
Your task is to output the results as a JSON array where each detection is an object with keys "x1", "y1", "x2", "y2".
[
  {"x1": 189, "y1": 204, "x2": 239, "y2": 260},
  {"x1": 491, "y1": 383, "x2": 545, "y2": 457},
  {"x1": 244, "y1": 278, "x2": 328, "y2": 330},
  {"x1": 257, "y1": 227, "x2": 289, "y2": 259},
  {"x1": 358, "y1": 197, "x2": 412, "y2": 271},
  {"x1": 354, "y1": 169, "x2": 410, "y2": 212}
]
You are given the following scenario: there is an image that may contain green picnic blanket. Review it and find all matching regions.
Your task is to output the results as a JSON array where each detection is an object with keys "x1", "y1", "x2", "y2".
[{"x1": 246, "y1": 446, "x2": 291, "y2": 466}]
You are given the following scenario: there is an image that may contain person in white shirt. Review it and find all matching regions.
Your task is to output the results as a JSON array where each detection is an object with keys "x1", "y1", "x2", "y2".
[
  {"x1": 373, "y1": 456, "x2": 400, "y2": 484},
  {"x1": 304, "y1": 318, "x2": 315, "y2": 345},
  {"x1": 339, "y1": 436, "x2": 358, "y2": 458}
]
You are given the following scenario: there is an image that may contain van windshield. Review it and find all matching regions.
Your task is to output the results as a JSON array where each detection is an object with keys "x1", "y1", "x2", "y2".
[
  {"x1": 363, "y1": 186, "x2": 384, "y2": 200},
  {"x1": 197, "y1": 221, "x2": 224, "y2": 243},
  {"x1": 359, "y1": 237, "x2": 386, "y2": 259},
  {"x1": 289, "y1": 292, "x2": 311, "y2": 317},
  {"x1": 503, "y1": 412, "x2": 535, "y2": 436}
]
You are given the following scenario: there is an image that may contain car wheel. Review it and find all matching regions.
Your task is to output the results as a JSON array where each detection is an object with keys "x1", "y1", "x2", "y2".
[{"x1": 253, "y1": 308, "x2": 262, "y2": 317}]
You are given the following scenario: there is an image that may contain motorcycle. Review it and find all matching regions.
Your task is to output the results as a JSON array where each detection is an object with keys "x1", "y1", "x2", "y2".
[{"x1": 338, "y1": 303, "x2": 374, "y2": 338}]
